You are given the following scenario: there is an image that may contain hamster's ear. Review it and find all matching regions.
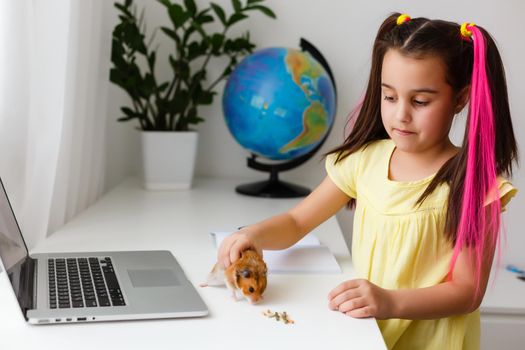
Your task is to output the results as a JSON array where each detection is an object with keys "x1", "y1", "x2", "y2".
[{"x1": 238, "y1": 269, "x2": 251, "y2": 278}]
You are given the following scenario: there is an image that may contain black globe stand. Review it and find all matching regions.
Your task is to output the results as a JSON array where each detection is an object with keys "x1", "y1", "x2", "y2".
[
  {"x1": 235, "y1": 172, "x2": 310, "y2": 198},
  {"x1": 235, "y1": 38, "x2": 337, "y2": 198},
  {"x1": 235, "y1": 154, "x2": 311, "y2": 198}
]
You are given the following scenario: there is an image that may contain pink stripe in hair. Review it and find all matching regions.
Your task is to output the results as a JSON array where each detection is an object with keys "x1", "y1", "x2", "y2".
[
  {"x1": 344, "y1": 95, "x2": 364, "y2": 138},
  {"x1": 449, "y1": 26, "x2": 501, "y2": 301}
]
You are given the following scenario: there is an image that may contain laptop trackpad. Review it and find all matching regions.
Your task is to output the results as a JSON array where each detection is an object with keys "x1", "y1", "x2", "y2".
[{"x1": 127, "y1": 269, "x2": 181, "y2": 288}]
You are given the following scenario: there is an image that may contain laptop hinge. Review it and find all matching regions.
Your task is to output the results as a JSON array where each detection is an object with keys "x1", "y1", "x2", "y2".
[{"x1": 20, "y1": 257, "x2": 37, "y2": 314}]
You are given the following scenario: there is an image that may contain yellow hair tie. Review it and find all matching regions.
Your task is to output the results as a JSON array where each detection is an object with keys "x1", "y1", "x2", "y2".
[
  {"x1": 397, "y1": 14, "x2": 411, "y2": 25},
  {"x1": 460, "y1": 22, "x2": 476, "y2": 39}
]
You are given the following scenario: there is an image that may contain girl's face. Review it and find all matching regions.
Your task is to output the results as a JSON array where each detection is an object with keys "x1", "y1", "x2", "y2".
[{"x1": 380, "y1": 49, "x2": 461, "y2": 154}]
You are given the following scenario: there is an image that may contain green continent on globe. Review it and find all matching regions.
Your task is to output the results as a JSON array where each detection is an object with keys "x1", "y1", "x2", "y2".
[
  {"x1": 278, "y1": 51, "x2": 328, "y2": 154},
  {"x1": 279, "y1": 101, "x2": 328, "y2": 153},
  {"x1": 285, "y1": 51, "x2": 324, "y2": 98}
]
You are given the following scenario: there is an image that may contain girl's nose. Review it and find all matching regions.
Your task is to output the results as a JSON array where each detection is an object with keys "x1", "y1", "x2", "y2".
[{"x1": 395, "y1": 101, "x2": 411, "y2": 123}]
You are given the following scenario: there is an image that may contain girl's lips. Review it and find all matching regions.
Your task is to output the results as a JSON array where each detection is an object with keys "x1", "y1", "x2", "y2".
[{"x1": 394, "y1": 128, "x2": 415, "y2": 136}]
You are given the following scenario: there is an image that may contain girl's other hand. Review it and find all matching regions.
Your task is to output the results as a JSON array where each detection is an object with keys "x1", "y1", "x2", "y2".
[
  {"x1": 217, "y1": 229, "x2": 262, "y2": 268},
  {"x1": 327, "y1": 279, "x2": 395, "y2": 319}
]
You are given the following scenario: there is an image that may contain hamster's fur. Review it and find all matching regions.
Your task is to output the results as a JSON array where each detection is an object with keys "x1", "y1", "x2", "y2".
[{"x1": 201, "y1": 249, "x2": 267, "y2": 304}]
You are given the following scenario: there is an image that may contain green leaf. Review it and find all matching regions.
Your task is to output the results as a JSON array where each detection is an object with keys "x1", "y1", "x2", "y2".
[
  {"x1": 168, "y1": 55, "x2": 177, "y2": 69},
  {"x1": 199, "y1": 39, "x2": 210, "y2": 53},
  {"x1": 138, "y1": 73, "x2": 157, "y2": 98},
  {"x1": 232, "y1": 0, "x2": 242, "y2": 12},
  {"x1": 155, "y1": 98, "x2": 169, "y2": 112},
  {"x1": 223, "y1": 38, "x2": 234, "y2": 53},
  {"x1": 169, "y1": 56, "x2": 189, "y2": 78},
  {"x1": 167, "y1": 3, "x2": 189, "y2": 27},
  {"x1": 196, "y1": 90, "x2": 215, "y2": 105},
  {"x1": 226, "y1": 37, "x2": 253, "y2": 52},
  {"x1": 195, "y1": 7, "x2": 211, "y2": 18},
  {"x1": 188, "y1": 116, "x2": 205, "y2": 124},
  {"x1": 184, "y1": 0, "x2": 197, "y2": 16},
  {"x1": 182, "y1": 25, "x2": 196, "y2": 45},
  {"x1": 115, "y1": 3, "x2": 133, "y2": 17},
  {"x1": 111, "y1": 40, "x2": 125, "y2": 65},
  {"x1": 247, "y1": 0, "x2": 265, "y2": 4},
  {"x1": 147, "y1": 51, "x2": 156, "y2": 67},
  {"x1": 228, "y1": 12, "x2": 247, "y2": 26},
  {"x1": 191, "y1": 70, "x2": 207, "y2": 86},
  {"x1": 223, "y1": 66, "x2": 232, "y2": 76},
  {"x1": 119, "y1": 106, "x2": 144, "y2": 122},
  {"x1": 157, "y1": 0, "x2": 172, "y2": 9},
  {"x1": 157, "y1": 82, "x2": 169, "y2": 92},
  {"x1": 210, "y1": 33, "x2": 224, "y2": 53},
  {"x1": 246, "y1": 5, "x2": 276, "y2": 18},
  {"x1": 121, "y1": 107, "x2": 137, "y2": 117},
  {"x1": 185, "y1": 104, "x2": 205, "y2": 125},
  {"x1": 170, "y1": 90, "x2": 190, "y2": 113},
  {"x1": 190, "y1": 21, "x2": 209, "y2": 41},
  {"x1": 187, "y1": 41, "x2": 203, "y2": 60},
  {"x1": 196, "y1": 14, "x2": 214, "y2": 25},
  {"x1": 210, "y1": 3, "x2": 227, "y2": 25},
  {"x1": 161, "y1": 27, "x2": 179, "y2": 42}
]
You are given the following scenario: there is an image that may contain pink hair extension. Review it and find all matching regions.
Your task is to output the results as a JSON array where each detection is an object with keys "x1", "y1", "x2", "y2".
[
  {"x1": 449, "y1": 26, "x2": 501, "y2": 301},
  {"x1": 344, "y1": 95, "x2": 364, "y2": 138}
]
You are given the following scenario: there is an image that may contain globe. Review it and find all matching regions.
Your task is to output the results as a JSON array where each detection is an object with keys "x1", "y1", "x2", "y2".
[{"x1": 222, "y1": 47, "x2": 336, "y2": 161}]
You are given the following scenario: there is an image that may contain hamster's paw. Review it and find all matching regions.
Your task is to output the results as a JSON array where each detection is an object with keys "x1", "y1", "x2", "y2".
[{"x1": 203, "y1": 267, "x2": 226, "y2": 287}]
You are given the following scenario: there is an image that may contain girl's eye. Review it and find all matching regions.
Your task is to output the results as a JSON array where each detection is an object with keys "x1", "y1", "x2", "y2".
[
  {"x1": 413, "y1": 100, "x2": 429, "y2": 106},
  {"x1": 383, "y1": 95, "x2": 395, "y2": 102}
]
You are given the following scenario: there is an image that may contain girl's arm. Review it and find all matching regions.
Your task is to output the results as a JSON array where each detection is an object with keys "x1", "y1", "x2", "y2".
[
  {"x1": 389, "y1": 243, "x2": 494, "y2": 319},
  {"x1": 329, "y1": 212, "x2": 496, "y2": 319},
  {"x1": 218, "y1": 176, "x2": 351, "y2": 268}
]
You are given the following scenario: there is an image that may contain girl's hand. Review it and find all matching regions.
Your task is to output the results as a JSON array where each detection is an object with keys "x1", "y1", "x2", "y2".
[
  {"x1": 217, "y1": 229, "x2": 262, "y2": 268},
  {"x1": 327, "y1": 279, "x2": 395, "y2": 319}
]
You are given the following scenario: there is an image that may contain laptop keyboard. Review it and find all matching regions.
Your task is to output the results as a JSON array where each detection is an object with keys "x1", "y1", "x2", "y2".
[{"x1": 47, "y1": 257, "x2": 126, "y2": 309}]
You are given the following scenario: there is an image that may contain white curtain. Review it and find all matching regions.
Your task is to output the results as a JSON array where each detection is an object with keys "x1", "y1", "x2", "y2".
[{"x1": 0, "y1": 0, "x2": 111, "y2": 250}]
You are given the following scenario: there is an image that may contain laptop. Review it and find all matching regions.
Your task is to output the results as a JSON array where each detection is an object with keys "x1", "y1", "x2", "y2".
[{"x1": 0, "y1": 177, "x2": 208, "y2": 324}]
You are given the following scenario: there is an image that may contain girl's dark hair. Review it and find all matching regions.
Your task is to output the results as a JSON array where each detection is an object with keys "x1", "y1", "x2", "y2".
[{"x1": 327, "y1": 13, "x2": 518, "y2": 247}]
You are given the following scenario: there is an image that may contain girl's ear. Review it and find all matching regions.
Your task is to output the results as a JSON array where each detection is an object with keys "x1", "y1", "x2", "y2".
[{"x1": 454, "y1": 86, "x2": 470, "y2": 114}]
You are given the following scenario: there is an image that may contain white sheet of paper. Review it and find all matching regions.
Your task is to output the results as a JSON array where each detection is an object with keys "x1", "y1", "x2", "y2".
[
  {"x1": 210, "y1": 231, "x2": 341, "y2": 274},
  {"x1": 211, "y1": 231, "x2": 321, "y2": 248}
]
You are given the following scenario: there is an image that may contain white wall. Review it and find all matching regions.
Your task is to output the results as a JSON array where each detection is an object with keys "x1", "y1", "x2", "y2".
[{"x1": 104, "y1": 0, "x2": 525, "y2": 265}]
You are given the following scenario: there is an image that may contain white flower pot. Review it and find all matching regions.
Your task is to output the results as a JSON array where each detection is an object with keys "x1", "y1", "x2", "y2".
[{"x1": 140, "y1": 131, "x2": 198, "y2": 190}]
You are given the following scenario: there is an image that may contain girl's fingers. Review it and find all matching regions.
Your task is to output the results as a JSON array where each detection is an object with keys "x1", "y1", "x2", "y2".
[
  {"x1": 218, "y1": 232, "x2": 258, "y2": 268},
  {"x1": 328, "y1": 288, "x2": 361, "y2": 310},
  {"x1": 327, "y1": 279, "x2": 362, "y2": 301},
  {"x1": 346, "y1": 306, "x2": 373, "y2": 319},
  {"x1": 337, "y1": 296, "x2": 367, "y2": 313},
  {"x1": 228, "y1": 240, "x2": 244, "y2": 267},
  {"x1": 219, "y1": 235, "x2": 237, "y2": 268}
]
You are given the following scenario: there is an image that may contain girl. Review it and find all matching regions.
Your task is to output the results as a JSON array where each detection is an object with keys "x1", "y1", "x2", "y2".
[{"x1": 218, "y1": 13, "x2": 518, "y2": 349}]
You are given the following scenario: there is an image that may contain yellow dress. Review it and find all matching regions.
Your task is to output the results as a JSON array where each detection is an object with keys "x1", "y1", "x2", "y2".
[{"x1": 325, "y1": 139, "x2": 518, "y2": 350}]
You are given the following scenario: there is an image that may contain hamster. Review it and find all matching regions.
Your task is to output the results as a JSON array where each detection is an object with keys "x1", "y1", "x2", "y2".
[{"x1": 201, "y1": 249, "x2": 267, "y2": 304}]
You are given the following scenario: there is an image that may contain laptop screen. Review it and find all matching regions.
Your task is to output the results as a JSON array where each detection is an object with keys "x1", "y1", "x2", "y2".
[{"x1": 0, "y1": 177, "x2": 31, "y2": 310}]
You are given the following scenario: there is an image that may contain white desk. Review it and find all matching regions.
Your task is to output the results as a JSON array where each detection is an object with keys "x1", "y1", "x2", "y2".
[
  {"x1": 0, "y1": 177, "x2": 386, "y2": 350},
  {"x1": 480, "y1": 267, "x2": 525, "y2": 349}
]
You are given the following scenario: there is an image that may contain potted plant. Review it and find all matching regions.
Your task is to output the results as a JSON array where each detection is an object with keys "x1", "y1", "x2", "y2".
[{"x1": 110, "y1": 0, "x2": 276, "y2": 189}]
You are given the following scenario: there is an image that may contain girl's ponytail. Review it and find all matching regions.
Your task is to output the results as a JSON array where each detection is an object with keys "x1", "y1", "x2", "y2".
[{"x1": 450, "y1": 24, "x2": 501, "y2": 298}]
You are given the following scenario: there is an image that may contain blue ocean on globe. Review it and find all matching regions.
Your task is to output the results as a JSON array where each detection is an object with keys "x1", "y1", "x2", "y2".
[{"x1": 222, "y1": 47, "x2": 336, "y2": 160}]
